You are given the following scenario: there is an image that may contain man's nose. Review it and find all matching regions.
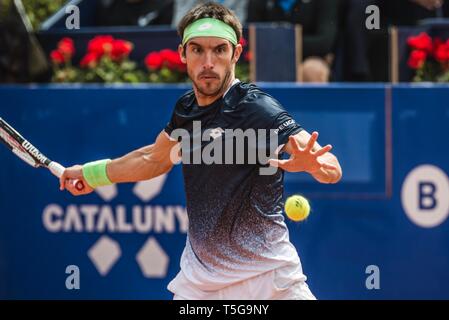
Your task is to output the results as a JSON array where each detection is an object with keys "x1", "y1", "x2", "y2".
[{"x1": 202, "y1": 52, "x2": 214, "y2": 69}]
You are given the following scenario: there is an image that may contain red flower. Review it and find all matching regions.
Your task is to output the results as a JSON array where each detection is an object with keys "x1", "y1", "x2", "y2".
[
  {"x1": 244, "y1": 51, "x2": 253, "y2": 62},
  {"x1": 80, "y1": 52, "x2": 99, "y2": 68},
  {"x1": 145, "y1": 52, "x2": 163, "y2": 70},
  {"x1": 407, "y1": 32, "x2": 433, "y2": 53},
  {"x1": 87, "y1": 35, "x2": 114, "y2": 56},
  {"x1": 160, "y1": 49, "x2": 186, "y2": 72},
  {"x1": 87, "y1": 36, "x2": 133, "y2": 61},
  {"x1": 57, "y1": 37, "x2": 75, "y2": 60},
  {"x1": 111, "y1": 39, "x2": 133, "y2": 61},
  {"x1": 50, "y1": 50, "x2": 65, "y2": 65},
  {"x1": 408, "y1": 50, "x2": 427, "y2": 69},
  {"x1": 239, "y1": 37, "x2": 247, "y2": 47},
  {"x1": 433, "y1": 38, "x2": 449, "y2": 63},
  {"x1": 433, "y1": 37, "x2": 443, "y2": 52},
  {"x1": 435, "y1": 47, "x2": 448, "y2": 63}
]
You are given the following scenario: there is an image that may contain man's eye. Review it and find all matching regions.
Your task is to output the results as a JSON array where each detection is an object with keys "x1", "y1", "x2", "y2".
[
  {"x1": 216, "y1": 47, "x2": 226, "y2": 54},
  {"x1": 192, "y1": 47, "x2": 201, "y2": 54}
]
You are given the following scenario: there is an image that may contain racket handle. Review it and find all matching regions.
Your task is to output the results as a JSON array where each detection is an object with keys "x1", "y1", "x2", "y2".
[{"x1": 48, "y1": 162, "x2": 85, "y2": 191}]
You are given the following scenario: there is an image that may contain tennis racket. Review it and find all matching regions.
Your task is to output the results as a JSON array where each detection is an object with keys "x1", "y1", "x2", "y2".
[{"x1": 0, "y1": 117, "x2": 84, "y2": 191}]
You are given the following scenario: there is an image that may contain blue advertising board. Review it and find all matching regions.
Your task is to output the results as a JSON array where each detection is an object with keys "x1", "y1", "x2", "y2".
[{"x1": 0, "y1": 83, "x2": 449, "y2": 299}]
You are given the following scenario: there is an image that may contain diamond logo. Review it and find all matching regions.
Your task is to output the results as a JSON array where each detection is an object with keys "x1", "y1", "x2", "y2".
[
  {"x1": 136, "y1": 237, "x2": 169, "y2": 278},
  {"x1": 86, "y1": 175, "x2": 171, "y2": 277},
  {"x1": 210, "y1": 127, "x2": 224, "y2": 139},
  {"x1": 87, "y1": 235, "x2": 122, "y2": 276},
  {"x1": 95, "y1": 184, "x2": 118, "y2": 202},
  {"x1": 133, "y1": 174, "x2": 167, "y2": 202}
]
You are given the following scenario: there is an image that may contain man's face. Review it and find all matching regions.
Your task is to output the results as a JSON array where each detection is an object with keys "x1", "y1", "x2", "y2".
[{"x1": 179, "y1": 37, "x2": 242, "y2": 97}]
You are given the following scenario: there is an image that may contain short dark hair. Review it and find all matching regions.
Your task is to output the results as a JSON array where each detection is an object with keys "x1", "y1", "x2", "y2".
[{"x1": 177, "y1": 2, "x2": 242, "y2": 44}]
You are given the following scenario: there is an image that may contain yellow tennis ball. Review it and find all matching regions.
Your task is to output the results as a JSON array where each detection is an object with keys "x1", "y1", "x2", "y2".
[{"x1": 284, "y1": 195, "x2": 310, "y2": 222}]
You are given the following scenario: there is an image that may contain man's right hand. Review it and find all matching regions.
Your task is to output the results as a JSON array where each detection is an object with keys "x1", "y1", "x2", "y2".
[{"x1": 59, "y1": 165, "x2": 94, "y2": 196}]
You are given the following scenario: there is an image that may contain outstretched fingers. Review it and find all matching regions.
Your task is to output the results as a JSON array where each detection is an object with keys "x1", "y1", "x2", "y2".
[
  {"x1": 304, "y1": 131, "x2": 319, "y2": 152},
  {"x1": 288, "y1": 135, "x2": 301, "y2": 153},
  {"x1": 313, "y1": 144, "x2": 332, "y2": 157}
]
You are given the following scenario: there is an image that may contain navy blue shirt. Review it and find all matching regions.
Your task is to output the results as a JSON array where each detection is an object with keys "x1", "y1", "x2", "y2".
[{"x1": 165, "y1": 82, "x2": 303, "y2": 286}]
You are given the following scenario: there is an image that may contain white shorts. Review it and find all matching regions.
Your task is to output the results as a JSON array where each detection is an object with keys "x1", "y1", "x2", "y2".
[{"x1": 168, "y1": 264, "x2": 316, "y2": 300}]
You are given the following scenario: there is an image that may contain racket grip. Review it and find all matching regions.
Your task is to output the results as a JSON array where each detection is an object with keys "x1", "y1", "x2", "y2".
[{"x1": 49, "y1": 162, "x2": 85, "y2": 191}]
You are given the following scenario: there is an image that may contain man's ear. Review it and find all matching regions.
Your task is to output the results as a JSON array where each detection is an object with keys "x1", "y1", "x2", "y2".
[
  {"x1": 233, "y1": 44, "x2": 243, "y2": 63},
  {"x1": 178, "y1": 44, "x2": 187, "y2": 63}
]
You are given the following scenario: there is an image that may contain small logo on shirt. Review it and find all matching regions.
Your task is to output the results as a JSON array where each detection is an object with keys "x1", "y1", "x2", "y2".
[
  {"x1": 170, "y1": 121, "x2": 280, "y2": 176},
  {"x1": 274, "y1": 119, "x2": 295, "y2": 135},
  {"x1": 209, "y1": 127, "x2": 224, "y2": 139}
]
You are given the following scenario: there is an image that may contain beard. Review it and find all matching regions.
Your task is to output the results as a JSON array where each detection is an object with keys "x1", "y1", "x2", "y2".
[{"x1": 189, "y1": 68, "x2": 232, "y2": 98}]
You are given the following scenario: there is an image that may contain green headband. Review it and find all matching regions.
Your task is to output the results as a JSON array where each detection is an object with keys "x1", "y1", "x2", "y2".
[{"x1": 182, "y1": 18, "x2": 238, "y2": 46}]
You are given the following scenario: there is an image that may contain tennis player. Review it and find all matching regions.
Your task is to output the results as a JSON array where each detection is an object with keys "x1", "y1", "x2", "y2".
[{"x1": 60, "y1": 2, "x2": 342, "y2": 300}]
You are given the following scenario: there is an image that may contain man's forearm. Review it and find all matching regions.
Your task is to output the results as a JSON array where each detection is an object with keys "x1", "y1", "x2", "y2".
[{"x1": 106, "y1": 144, "x2": 173, "y2": 184}]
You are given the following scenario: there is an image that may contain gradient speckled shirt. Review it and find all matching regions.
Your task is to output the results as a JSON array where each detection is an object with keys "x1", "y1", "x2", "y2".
[{"x1": 165, "y1": 81, "x2": 305, "y2": 291}]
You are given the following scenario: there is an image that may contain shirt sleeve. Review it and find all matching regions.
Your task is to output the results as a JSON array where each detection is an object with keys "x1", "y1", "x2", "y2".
[
  {"x1": 270, "y1": 111, "x2": 303, "y2": 148},
  {"x1": 164, "y1": 112, "x2": 176, "y2": 136},
  {"x1": 247, "y1": 94, "x2": 303, "y2": 165},
  {"x1": 164, "y1": 90, "x2": 194, "y2": 140},
  {"x1": 253, "y1": 94, "x2": 303, "y2": 153}
]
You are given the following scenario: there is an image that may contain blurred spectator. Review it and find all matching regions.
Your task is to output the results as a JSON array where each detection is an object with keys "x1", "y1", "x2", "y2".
[
  {"x1": 383, "y1": 0, "x2": 449, "y2": 26},
  {"x1": 334, "y1": 0, "x2": 384, "y2": 82},
  {"x1": 95, "y1": 0, "x2": 174, "y2": 27},
  {"x1": 171, "y1": 0, "x2": 249, "y2": 27},
  {"x1": 380, "y1": 0, "x2": 449, "y2": 26},
  {"x1": 247, "y1": 0, "x2": 338, "y2": 83},
  {"x1": 353, "y1": 0, "x2": 449, "y2": 82},
  {"x1": 0, "y1": 0, "x2": 49, "y2": 82},
  {"x1": 302, "y1": 57, "x2": 330, "y2": 82},
  {"x1": 412, "y1": 0, "x2": 445, "y2": 11},
  {"x1": 335, "y1": 0, "x2": 449, "y2": 82}
]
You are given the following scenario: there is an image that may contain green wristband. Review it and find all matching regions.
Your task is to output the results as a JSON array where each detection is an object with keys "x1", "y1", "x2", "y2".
[{"x1": 82, "y1": 159, "x2": 112, "y2": 188}]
